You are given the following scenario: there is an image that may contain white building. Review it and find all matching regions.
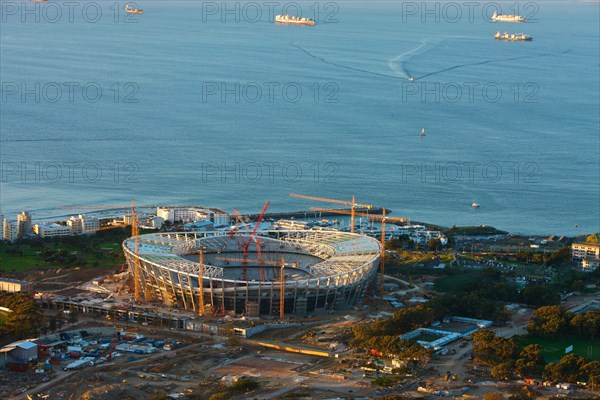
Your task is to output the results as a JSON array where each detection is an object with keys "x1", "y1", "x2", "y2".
[
  {"x1": 67, "y1": 214, "x2": 99, "y2": 234},
  {"x1": 581, "y1": 258, "x2": 600, "y2": 271},
  {"x1": 141, "y1": 217, "x2": 164, "y2": 230},
  {"x1": 3, "y1": 219, "x2": 18, "y2": 242},
  {"x1": 156, "y1": 206, "x2": 229, "y2": 226},
  {"x1": 572, "y1": 243, "x2": 600, "y2": 262},
  {"x1": 34, "y1": 223, "x2": 72, "y2": 238},
  {"x1": 17, "y1": 211, "x2": 32, "y2": 238}
]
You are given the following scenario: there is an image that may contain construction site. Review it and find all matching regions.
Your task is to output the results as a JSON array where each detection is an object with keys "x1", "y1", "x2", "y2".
[{"x1": 6, "y1": 195, "x2": 595, "y2": 399}]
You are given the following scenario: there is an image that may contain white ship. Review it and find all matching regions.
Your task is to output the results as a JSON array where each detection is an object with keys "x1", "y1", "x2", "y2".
[
  {"x1": 275, "y1": 14, "x2": 315, "y2": 26},
  {"x1": 492, "y1": 11, "x2": 527, "y2": 23},
  {"x1": 494, "y1": 31, "x2": 532, "y2": 41}
]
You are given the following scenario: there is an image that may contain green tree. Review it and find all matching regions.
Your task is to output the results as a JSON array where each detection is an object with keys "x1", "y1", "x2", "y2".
[
  {"x1": 472, "y1": 329, "x2": 516, "y2": 368},
  {"x1": 543, "y1": 353, "x2": 586, "y2": 383},
  {"x1": 520, "y1": 286, "x2": 560, "y2": 307},
  {"x1": 546, "y1": 246, "x2": 572, "y2": 265},
  {"x1": 515, "y1": 344, "x2": 544, "y2": 378},
  {"x1": 582, "y1": 361, "x2": 600, "y2": 390},
  {"x1": 527, "y1": 305, "x2": 569, "y2": 337},
  {"x1": 492, "y1": 360, "x2": 515, "y2": 380}
]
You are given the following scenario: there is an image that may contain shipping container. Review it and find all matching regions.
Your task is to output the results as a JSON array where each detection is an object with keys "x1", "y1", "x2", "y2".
[{"x1": 7, "y1": 362, "x2": 29, "y2": 372}]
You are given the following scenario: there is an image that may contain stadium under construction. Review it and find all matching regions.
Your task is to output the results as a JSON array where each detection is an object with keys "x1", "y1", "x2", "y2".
[{"x1": 122, "y1": 230, "x2": 381, "y2": 317}]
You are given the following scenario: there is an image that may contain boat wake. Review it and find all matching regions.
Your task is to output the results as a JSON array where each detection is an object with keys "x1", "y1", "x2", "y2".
[
  {"x1": 388, "y1": 39, "x2": 440, "y2": 80},
  {"x1": 417, "y1": 50, "x2": 572, "y2": 80},
  {"x1": 293, "y1": 42, "x2": 573, "y2": 82},
  {"x1": 291, "y1": 42, "x2": 403, "y2": 80}
]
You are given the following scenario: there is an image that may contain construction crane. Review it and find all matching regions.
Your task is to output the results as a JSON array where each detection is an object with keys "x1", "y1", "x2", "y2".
[
  {"x1": 228, "y1": 208, "x2": 251, "y2": 238},
  {"x1": 57, "y1": 200, "x2": 149, "y2": 303},
  {"x1": 309, "y1": 207, "x2": 407, "y2": 299},
  {"x1": 239, "y1": 201, "x2": 270, "y2": 281},
  {"x1": 309, "y1": 207, "x2": 407, "y2": 224},
  {"x1": 380, "y1": 209, "x2": 386, "y2": 299},
  {"x1": 279, "y1": 257, "x2": 285, "y2": 320},
  {"x1": 198, "y1": 251, "x2": 205, "y2": 315},
  {"x1": 289, "y1": 193, "x2": 373, "y2": 233}
]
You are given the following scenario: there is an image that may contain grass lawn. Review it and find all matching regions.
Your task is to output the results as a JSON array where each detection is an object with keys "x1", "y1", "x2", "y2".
[
  {"x1": 0, "y1": 246, "x2": 44, "y2": 272},
  {"x1": 515, "y1": 334, "x2": 600, "y2": 362},
  {"x1": 434, "y1": 272, "x2": 480, "y2": 293},
  {"x1": 0, "y1": 237, "x2": 125, "y2": 273}
]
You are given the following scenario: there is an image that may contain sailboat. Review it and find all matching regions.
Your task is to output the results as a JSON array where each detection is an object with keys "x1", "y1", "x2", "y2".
[{"x1": 420, "y1": 128, "x2": 425, "y2": 137}]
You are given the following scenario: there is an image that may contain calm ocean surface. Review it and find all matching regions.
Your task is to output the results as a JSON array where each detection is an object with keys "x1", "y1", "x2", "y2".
[{"x1": 1, "y1": 1, "x2": 599, "y2": 235}]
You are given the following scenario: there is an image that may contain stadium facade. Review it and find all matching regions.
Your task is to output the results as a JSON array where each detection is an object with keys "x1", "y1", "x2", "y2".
[{"x1": 122, "y1": 230, "x2": 381, "y2": 317}]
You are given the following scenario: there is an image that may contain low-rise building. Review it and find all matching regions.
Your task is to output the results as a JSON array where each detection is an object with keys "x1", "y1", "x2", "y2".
[
  {"x1": 157, "y1": 206, "x2": 229, "y2": 226},
  {"x1": 34, "y1": 223, "x2": 71, "y2": 238},
  {"x1": 183, "y1": 220, "x2": 214, "y2": 232},
  {"x1": 572, "y1": 243, "x2": 600, "y2": 270},
  {"x1": 2, "y1": 341, "x2": 38, "y2": 362},
  {"x1": 582, "y1": 258, "x2": 600, "y2": 271},
  {"x1": 0, "y1": 278, "x2": 34, "y2": 294}
]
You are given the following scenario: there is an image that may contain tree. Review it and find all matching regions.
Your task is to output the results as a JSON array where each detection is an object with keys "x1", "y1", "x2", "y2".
[
  {"x1": 0, "y1": 292, "x2": 42, "y2": 340},
  {"x1": 582, "y1": 312, "x2": 600, "y2": 340},
  {"x1": 427, "y1": 238, "x2": 442, "y2": 252},
  {"x1": 472, "y1": 329, "x2": 516, "y2": 368},
  {"x1": 543, "y1": 353, "x2": 586, "y2": 383},
  {"x1": 520, "y1": 286, "x2": 560, "y2": 307},
  {"x1": 492, "y1": 360, "x2": 515, "y2": 380},
  {"x1": 582, "y1": 361, "x2": 600, "y2": 390},
  {"x1": 515, "y1": 344, "x2": 544, "y2": 378},
  {"x1": 527, "y1": 305, "x2": 569, "y2": 337}
]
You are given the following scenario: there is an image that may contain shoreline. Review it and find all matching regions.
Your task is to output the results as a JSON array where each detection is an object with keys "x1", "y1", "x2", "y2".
[{"x1": 5, "y1": 206, "x2": 593, "y2": 240}]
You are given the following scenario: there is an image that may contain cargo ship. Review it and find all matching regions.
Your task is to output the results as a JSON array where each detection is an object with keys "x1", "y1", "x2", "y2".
[
  {"x1": 492, "y1": 11, "x2": 526, "y2": 23},
  {"x1": 275, "y1": 14, "x2": 315, "y2": 26},
  {"x1": 494, "y1": 31, "x2": 532, "y2": 41},
  {"x1": 125, "y1": 4, "x2": 143, "y2": 14}
]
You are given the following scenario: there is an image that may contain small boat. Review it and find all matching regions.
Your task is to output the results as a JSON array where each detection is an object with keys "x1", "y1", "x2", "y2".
[
  {"x1": 471, "y1": 202, "x2": 479, "y2": 208},
  {"x1": 408, "y1": 76, "x2": 414, "y2": 81},
  {"x1": 125, "y1": 4, "x2": 143, "y2": 14}
]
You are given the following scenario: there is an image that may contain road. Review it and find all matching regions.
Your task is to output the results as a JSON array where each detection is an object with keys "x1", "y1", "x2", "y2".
[{"x1": 383, "y1": 274, "x2": 421, "y2": 295}]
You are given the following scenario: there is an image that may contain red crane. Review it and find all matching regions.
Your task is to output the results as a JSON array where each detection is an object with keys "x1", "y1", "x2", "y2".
[{"x1": 241, "y1": 201, "x2": 270, "y2": 281}]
